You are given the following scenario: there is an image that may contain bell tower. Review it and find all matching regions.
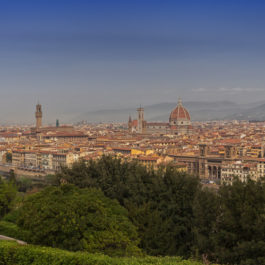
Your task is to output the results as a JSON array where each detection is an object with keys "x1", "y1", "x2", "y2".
[
  {"x1": 198, "y1": 144, "x2": 209, "y2": 178},
  {"x1": 137, "y1": 106, "x2": 144, "y2": 133},
  {"x1": 35, "y1": 103, "x2": 42, "y2": 129},
  {"x1": 128, "y1": 115, "x2": 132, "y2": 132},
  {"x1": 199, "y1": 144, "x2": 209, "y2": 157},
  {"x1": 224, "y1": 145, "x2": 237, "y2": 159}
]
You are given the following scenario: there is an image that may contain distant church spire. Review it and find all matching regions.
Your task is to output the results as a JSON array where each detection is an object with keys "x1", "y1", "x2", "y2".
[
  {"x1": 137, "y1": 105, "x2": 144, "y2": 133},
  {"x1": 128, "y1": 115, "x2": 132, "y2": 132}
]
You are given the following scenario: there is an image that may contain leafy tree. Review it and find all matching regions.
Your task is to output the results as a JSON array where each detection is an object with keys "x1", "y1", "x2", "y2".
[
  {"x1": 192, "y1": 188, "x2": 218, "y2": 261},
  {"x1": 49, "y1": 156, "x2": 265, "y2": 263},
  {"x1": 5, "y1": 153, "x2": 12, "y2": 163},
  {"x1": 15, "y1": 177, "x2": 32, "y2": 193},
  {"x1": 17, "y1": 184, "x2": 141, "y2": 256},
  {"x1": 138, "y1": 167, "x2": 200, "y2": 257},
  {"x1": 53, "y1": 156, "x2": 201, "y2": 257},
  {"x1": 7, "y1": 170, "x2": 16, "y2": 183},
  {"x1": 211, "y1": 178, "x2": 265, "y2": 265},
  {"x1": 0, "y1": 178, "x2": 17, "y2": 218}
]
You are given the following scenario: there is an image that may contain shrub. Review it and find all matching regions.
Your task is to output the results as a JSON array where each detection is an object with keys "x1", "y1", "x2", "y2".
[
  {"x1": 0, "y1": 221, "x2": 30, "y2": 242},
  {"x1": 0, "y1": 241, "x2": 204, "y2": 265},
  {"x1": 0, "y1": 178, "x2": 17, "y2": 218},
  {"x1": 17, "y1": 185, "x2": 141, "y2": 256}
]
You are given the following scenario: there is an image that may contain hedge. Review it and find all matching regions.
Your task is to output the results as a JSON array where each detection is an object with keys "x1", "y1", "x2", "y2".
[
  {"x1": 0, "y1": 221, "x2": 30, "y2": 242},
  {"x1": 0, "y1": 241, "x2": 205, "y2": 265}
]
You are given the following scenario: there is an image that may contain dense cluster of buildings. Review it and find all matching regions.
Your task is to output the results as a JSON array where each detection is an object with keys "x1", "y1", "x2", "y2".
[{"x1": 0, "y1": 101, "x2": 265, "y2": 185}]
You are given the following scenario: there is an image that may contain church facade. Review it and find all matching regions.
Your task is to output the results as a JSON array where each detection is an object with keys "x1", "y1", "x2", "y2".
[{"x1": 128, "y1": 99, "x2": 193, "y2": 135}]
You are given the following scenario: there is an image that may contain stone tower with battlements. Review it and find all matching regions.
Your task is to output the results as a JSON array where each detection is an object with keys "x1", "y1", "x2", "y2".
[{"x1": 35, "y1": 103, "x2": 42, "y2": 130}]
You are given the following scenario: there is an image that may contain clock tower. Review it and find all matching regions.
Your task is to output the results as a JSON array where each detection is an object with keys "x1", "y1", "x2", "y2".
[{"x1": 35, "y1": 103, "x2": 42, "y2": 129}]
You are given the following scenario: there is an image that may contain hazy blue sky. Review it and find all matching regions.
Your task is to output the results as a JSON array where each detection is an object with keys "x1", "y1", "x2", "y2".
[{"x1": 1, "y1": 0, "x2": 265, "y2": 122}]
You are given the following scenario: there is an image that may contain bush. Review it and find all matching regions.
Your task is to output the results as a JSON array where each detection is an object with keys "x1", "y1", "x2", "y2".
[
  {"x1": 2, "y1": 209, "x2": 20, "y2": 223},
  {"x1": 0, "y1": 221, "x2": 30, "y2": 242},
  {"x1": 0, "y1": 241, "x2": 204, "y2": 265},
  {"x1": 0, "y1": 178, "x2": 17, "y2": 218},
  {"x1": 17, "y1": 185, "x2": 141, "y2": 256},
  {"x1": 15, "y1": 177, "x2": 33, "y2": 193}
]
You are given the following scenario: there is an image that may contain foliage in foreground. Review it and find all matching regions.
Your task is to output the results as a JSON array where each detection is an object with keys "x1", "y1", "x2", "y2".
[
  {"x1": 0, "y1": 241, "x2": 204, "y2": 265},
  {"x1": 54, "y1": 156, "x2": 200, "y2": 258},
  {"x1": 193, "y1": 178, "x2": 265, "y2": 265},
  {"x1": 16, "y1": 185, "x2": 141, "y2": 256},
  {"x1": 212, "y1": 179, "x2": 265, "y2": 265},
  {"x1": 1, "y1": 156, "x2": 265, "y2": 264},
  {"x1": 0, "y1": 220, "x2": 30, "y2": 242},
  {"x1": 52, "y1": 156, "x2": 265, "y2": 264},
  {"x1": 0, "y1": 178, "x2": 16, "y2": 218}
]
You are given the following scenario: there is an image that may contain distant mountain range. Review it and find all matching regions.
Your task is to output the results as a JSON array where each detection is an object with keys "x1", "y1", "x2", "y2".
[
  {"x1": 74, "y1": 100, "x2": 265, "y2": 123},
  {"x1": 225, "y1": 103, "x2": 265, "y2": 121}
]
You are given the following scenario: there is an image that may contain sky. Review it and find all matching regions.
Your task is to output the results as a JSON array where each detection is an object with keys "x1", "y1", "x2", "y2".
[{"x1": 1, "y1": 0, "x2": 265, "y2": 123}]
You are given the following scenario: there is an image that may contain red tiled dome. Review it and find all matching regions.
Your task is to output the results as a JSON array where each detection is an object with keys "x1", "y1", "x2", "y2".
[{"x1": 169, "y1": 99, "x2": 191, "y2": 121}]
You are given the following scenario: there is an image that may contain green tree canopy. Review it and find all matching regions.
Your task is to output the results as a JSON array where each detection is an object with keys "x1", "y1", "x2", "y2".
[
  {"x1": 211, "y1": 178, "x2": 265, "y2": 265},
  {"x1": 5, "y1": 153, "x2": 12, "y2": 163},
  {"x1": 17, "y1": 184, "x2": 141, "y2": 256},
  {"x1": 0, "y1": 178, "x2": 17, "y2": 219},
  {"x1": 52, "y1": 156, "x2": 201, "y2": 257},
  {"x1": 192, "y1": 188, "x2": 218, "y2": 261},
  {"x1": 39, "y1": 156, "x2": 265, "y2": 263}
]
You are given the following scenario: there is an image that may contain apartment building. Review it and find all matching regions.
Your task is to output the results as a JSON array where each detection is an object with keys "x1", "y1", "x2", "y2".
[{"x1": 221, "y1": 161, "x2": 257, "y2": 184}]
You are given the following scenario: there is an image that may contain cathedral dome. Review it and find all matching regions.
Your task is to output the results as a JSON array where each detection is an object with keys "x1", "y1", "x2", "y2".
[{"x1": 169, "y1": 98, "x2": 191, "y2": 122}]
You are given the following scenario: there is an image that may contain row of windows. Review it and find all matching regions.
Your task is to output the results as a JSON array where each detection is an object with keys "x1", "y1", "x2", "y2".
[{"x1": 171, "y1": 121, "x2": 187, "y2": 125}]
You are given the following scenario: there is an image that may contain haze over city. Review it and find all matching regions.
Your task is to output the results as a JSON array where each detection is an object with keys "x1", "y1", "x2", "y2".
[
  {"x1": 1, "y1": 1, "x2": 265, "y2": 264},
  {"x1": 1, "y1": 0, "x2": 265, "y2": 123}
]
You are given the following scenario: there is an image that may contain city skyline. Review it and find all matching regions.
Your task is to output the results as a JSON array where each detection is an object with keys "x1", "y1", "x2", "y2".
[
  {"x1": 1, "y1": 0, "x2": 265, "y2": 122},
  {"x1": 1, "y1": 2, "x2": 265, "y2": 264}
]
